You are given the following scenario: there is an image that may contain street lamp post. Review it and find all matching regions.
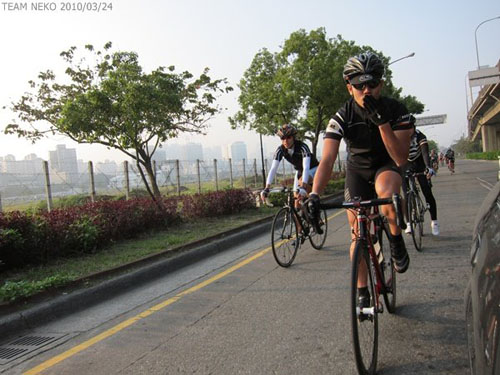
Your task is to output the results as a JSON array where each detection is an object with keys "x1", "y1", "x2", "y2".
[
  {"x1": 474, "y1": 16, "x2": 500, "y2": 69},
  {"x1": 388, "y1": 52, "x2": 415, "y2": 65}
]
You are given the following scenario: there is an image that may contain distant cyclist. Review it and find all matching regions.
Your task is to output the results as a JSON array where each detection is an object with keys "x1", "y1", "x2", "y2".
[
  {"x1": 261, "y1": 124, "x2": 319, "y2": 213},
  {"x1": 445, "y1": 148, "x2": 455, "y2": 173},
  {"x1": 402, "y1": 129, "x2": 439, "y2": 236},
  {"x1": 439, "y1": 151, "x2": 445, "y2": 167},
  {"x1": 429, "y1": 149, "x2": 439, "y2": 172}
]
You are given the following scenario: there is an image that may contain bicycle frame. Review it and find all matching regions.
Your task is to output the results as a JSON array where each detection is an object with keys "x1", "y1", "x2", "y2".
[
  {"x1": 351, "y1": 204, "x2": 392, "y2": 312},
  {"x1": 284, "y1": 188, "x2": 309, "y2": 231},
  {"x1": 319, "y1": 194, "x2": 404, "y2": 306}
]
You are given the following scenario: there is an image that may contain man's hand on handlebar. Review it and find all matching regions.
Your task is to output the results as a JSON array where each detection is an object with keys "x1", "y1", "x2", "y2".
[
  {"x1": 305, "y1": 193, "x2": 323, "y2": 235},
  {"x1": 260, "y1": 187, "x2": 270, "y2": 202}
]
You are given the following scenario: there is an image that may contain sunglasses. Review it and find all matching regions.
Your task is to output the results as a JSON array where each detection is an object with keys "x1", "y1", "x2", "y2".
[
  {"x1": 280, "y1": 135, "x2": 293, "y2": 140},
  {"x1": 350, "y1": 80, "x2": 380, "y2": 91}
]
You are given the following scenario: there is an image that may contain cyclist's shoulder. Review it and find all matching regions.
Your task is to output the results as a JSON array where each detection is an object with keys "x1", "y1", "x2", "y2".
[{"x1": 273, "y1": 145, "x2": 286, "y2": 159}]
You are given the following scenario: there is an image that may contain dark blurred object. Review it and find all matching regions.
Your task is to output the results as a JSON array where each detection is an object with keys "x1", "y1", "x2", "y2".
[{"x1": 465, "y1": 180, "x2": 500, "y2": 374}]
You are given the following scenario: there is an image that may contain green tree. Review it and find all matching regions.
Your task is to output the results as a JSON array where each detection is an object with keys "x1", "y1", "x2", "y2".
[
  {"x1": 5, "y1": 43, "x2": 232, "y2": 203},
  {"x1": 427, "y1": 139, "x2": 439, "y2": 152},
  {"x1": 452, "y1": 135, "x2": 481, "y2": 154},
  {"x1": 230, "y1": 28, "x2": 424, "y2": 155}
]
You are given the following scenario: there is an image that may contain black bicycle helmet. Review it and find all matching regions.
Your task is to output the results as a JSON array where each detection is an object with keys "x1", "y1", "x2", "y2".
[
  {"x1": 343, "y1": 51, "x2": 385, "y2": 84},
  {"x1": 276, "y1": 124, "x2": 297, "y2": 138}
]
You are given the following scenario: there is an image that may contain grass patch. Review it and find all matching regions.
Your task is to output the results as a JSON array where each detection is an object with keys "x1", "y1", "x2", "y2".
[{"x1": 0, "y1": 206, "x2": 278, "y2": 303}]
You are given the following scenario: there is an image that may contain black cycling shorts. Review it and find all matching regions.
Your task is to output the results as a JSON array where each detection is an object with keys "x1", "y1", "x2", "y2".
[{"x1": 344, "y1": 162, "x2": 402, "y2": 202}]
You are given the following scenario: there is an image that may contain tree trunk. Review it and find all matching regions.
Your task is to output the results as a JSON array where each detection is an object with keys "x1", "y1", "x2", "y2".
[
  {"x1": 142, "y1": 159, "x2": 162, "y2": 199},
  {"x1": 135, "y1": 155, "x2": 164, "y2": 210}
]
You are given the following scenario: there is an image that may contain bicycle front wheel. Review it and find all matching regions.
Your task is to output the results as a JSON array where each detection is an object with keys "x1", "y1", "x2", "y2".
[
  {"x1": 408, "y1": 192, "x2": 423, "y2": 251},
  {"x1": 271, "y1": 207, "x2": 299, "y2": 267},
  {"x1": 377, "y1": 220, "x2": 396, "y2": 313},
  {"x1": 351, "y1": 240, "x2": 378, "y2": 375},
  {"x1": 309, "y1": 209, "x2": 328, "y2": 250}
]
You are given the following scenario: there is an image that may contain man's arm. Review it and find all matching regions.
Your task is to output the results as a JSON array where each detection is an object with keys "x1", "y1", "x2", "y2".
[
  {"x1": 421, "y1": 142, "x2": 431, "y2": 168},
  {"x1": 311, "y1": 138, "x2": 340, "y2": 196},
  {"x1": 379, "y1": 126, "x2": 413, "y2": 166},
  {"x1": 301, "y1": 155, "x2": 311, "y2": 186},
  {"x1": 264, "y1": 159, "x2": 281, "y2": 188}
]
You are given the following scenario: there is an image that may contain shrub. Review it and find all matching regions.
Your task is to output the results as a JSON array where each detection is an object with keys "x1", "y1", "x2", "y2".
[
  {"x1": 180, "y1": 189, "x2": 254, "y2": 219},
  {"x1": 267, "y1": 192, "x2": 287, "y2": 207},
  {"x1": 324, "y1": 178, "x2": 345, "y2": 195},
  {"x1": 0, "y1": 274, "x2": 73, "y2": 302},
  {"x1": 466, "y1": 151, "x2": 500, "y2": 160},
  {"x1": 0, "y1": 188, "x2": 254, "y2": 271}
]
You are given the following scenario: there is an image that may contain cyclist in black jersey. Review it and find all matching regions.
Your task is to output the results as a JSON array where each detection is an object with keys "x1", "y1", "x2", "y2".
[
  {"x1": 307, "y1": 52, "x2": 414, "y2": 308},
  {"x1": 260, "y1": 124, "x2": 319, "y2": 205},
  {"x1": 402, "y1": 129, "x2": 439, "y2": 235}
]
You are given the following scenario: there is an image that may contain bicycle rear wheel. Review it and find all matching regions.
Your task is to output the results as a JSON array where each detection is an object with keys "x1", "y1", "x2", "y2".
[
  {"x1": 351, "y1": 240, "x2": 378, "y2": 375},
  {"x1": 309, "y1": 209, "x2": 328, "y2": 250},
  {"x1": 377, "y1": 220, "x2": 396, "y2": 313},
  {"x1": 271, "y1": 207, "x2": 299, "y2": 267},
  {"x1": 408, "y1": 192, "x2": 423, "y2": 251}
]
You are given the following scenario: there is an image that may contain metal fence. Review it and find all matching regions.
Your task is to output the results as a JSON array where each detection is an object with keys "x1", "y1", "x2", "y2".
[{"x1": 0, "y1": 158, "x2": 345, "y2": 211}]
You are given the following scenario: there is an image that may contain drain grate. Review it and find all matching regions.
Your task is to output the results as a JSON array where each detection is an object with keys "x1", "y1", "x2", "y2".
[{"x1": 0, "y1": 334, "x2": 66, "y2": 365}]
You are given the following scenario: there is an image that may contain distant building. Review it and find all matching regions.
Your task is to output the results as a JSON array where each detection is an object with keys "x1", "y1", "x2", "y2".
[
  {"x1": 0, "y1": 154, "x2": 43, "y2": 174},
  {"x1": 96, "y1": 160, "x2": 118, "y2": 176},
  {"x1": 163, "y1": 143, "x2": 183, "y2": 160},
  {"x1": 182, "y1": 143, "x2": 203, "y2": 161},
  {"x1": 203, "y1": 145, "x2": 223, "y2": 161},
  {"x1": 229, "y1": 141, "x2": 247, "y2": 161},
  {"x1": 49, "y1": 144, "x2": 78, "y2": 183},
  {"x1": 152, "y1": 149, "x2": 166, "y2": 163}
]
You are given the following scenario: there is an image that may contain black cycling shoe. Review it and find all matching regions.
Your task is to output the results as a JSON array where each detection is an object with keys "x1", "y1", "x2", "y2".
[
  {"x1": 358, "y1": 290, "x2": 371, "y2": 322},
  {"x1": 390, "y1": 235, "x2": 410, "y2": 273}
]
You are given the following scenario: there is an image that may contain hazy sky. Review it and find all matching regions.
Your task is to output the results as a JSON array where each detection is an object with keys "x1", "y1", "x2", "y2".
[{"x1": 0, "y1": 0, "x2": 499, "y2": 163}]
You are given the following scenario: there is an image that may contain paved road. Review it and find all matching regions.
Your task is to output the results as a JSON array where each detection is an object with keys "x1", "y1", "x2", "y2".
[{"x1": 2, "y1": 159, "x2": 498, "y2": 375}]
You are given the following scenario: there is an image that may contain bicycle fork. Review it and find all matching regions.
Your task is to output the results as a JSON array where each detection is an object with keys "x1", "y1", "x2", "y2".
[{"x1": 356, "y1": 215, "x2": 383, "y2": 319}]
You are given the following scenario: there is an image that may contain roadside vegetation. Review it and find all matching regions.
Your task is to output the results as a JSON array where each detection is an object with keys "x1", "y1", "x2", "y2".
[{"x1": 0, "y1": 176, "x2": 345, "y2": 304}]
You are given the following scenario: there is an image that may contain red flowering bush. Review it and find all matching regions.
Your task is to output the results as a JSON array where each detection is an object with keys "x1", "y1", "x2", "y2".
[
  {"x1": 0, "y1": 189, "x2": 254, "y2": 270},
  {"x1": 180, "y1": 189, "x2": 254, "y2": 219}
]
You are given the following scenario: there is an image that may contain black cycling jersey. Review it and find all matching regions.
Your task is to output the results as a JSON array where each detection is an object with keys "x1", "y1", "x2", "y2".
[
  {"x1": 325, "y1": 97, "x2": 415, "y2": 169},
  {"x1": 408, "y1": 129, "x2": 427, "y2": 162},
  {"x1": 272, "y1": 140, "x2": 319, "y2": 171}
]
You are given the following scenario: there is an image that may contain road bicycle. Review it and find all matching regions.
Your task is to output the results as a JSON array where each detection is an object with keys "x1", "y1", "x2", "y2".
[
  {"x1": 317, "y1": 194, "x2": 405, "y2": 375},
  {"x1": 270, "y1": 187, "x2": 328, "y2": 267},
  {"x1": 447, "y1": 158, "x2": 455, "y2": 174},
  {"x1": 404, "y1": 169, "x2": 428, "y2": 252}
]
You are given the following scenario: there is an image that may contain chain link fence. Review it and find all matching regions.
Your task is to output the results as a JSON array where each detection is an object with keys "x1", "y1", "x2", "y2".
[{"x1": 0, "y1": 158, "x2": 345, "y2": 211}]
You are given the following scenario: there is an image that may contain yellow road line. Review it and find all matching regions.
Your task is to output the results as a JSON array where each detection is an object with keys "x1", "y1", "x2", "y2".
[{"x1": 24, "y1": 210, "x2": 343, "y2": 375}]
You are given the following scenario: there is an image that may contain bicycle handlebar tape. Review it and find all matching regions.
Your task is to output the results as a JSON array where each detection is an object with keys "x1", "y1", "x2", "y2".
[{"x1": 392, "y1": 193, "x2": 407, "y2": 230}]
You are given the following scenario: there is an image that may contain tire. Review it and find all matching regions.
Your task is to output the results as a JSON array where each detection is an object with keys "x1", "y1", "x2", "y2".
[
  {"x1": 465, "y1": 285, "x2": 477, "y2": 374},
  {"x1": 408, "y1": 192, "x2": 423, "y2": 251},
  {"x1": 309, "y1": 209, "x2": 328, "y2": 250},
  {"x1": 271, "y1": 207, "x2": 299, "y2": 267},
  {"x1": 416, "y1": 195, "x2": 425, "y2": 238},
  {"x1": 377, "y1": 220, "x2": 396, "y2": 313},
  {"x1": 351, "y1": 240, "x2": 378, "y2": 375}
]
